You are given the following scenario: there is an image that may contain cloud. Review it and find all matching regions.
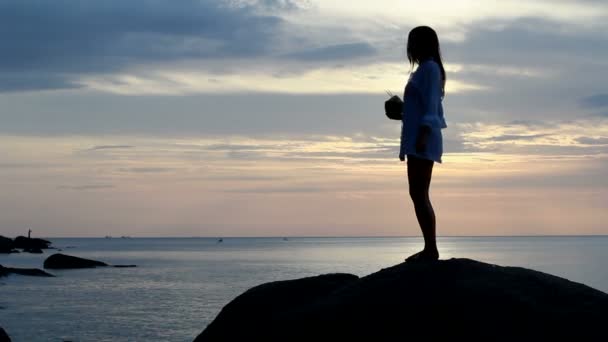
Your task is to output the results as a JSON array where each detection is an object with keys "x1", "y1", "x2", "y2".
[
  {"x1": 440, "y1": 16, "x2": 608, "y2": 121},
  {"x1": 576, "y1": 137, "x2": 608, "y2": 145},
  {"x1": 89, "y1": 145, "x2": 135, "y2": 151},
  {"x1": 0, "y1": 73, "x2": 80, "y2": 93},
  {"x1": 252, "y1": 0, "x2": 310, "y2": 11},
  {"x1": 488, "y1": 133, "x2": 552, "y2": 142},
  {"x1": 0, "y1": 162, "x2": 54, "y2": 169},
  {"x1": 284, "y1": 42, "x2": 376, "y2": 61},
  {"x1": 581, "y1": 94, "x2": 608, "y2": 108},
  {"x1": 0, "y1": 0, "x2": 287, "y2": 91},
  {"x1": 117, "y1": 167, "x2": 174, "y2": 173},
  {"x1": 57, "y1": 184, "x2": 115, "y2": 190},
  {"x1": 458, "y1": 119, "x2": 608, "y2": 154},
  {"x1": 204, "y1": 144, "x2": 275, "y2": 151},
  {"x1": 444, "y1": 17, "x2": 608, "y2": 66}
]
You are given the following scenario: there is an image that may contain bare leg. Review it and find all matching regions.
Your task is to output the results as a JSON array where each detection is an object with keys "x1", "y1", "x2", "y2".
[{"x1": 406, "y1": 155, "x2": 439, "y2": 261}]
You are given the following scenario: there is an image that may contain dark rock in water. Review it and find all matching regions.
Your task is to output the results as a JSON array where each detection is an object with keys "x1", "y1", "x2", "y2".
[
  {"x1": 12, "y1": 236, "x2": 51, "y2": 250},
  {"x1": 43, "y1": 253, "x2": 108, "y2": 269},
  {"x1": 23, "y1": 247, "x2": 43, "y2": 254},
  {"x1": 195, "y1": 258, "x2": 608, "y2": 342},
  {"x1": 1, "y1": 235, "x2": 52, "y2": 253},
  {"x1": 113, "y1": 265, "x2": 137, "y2": 268},
  {"x1": 0, "y1": 264, "x2": 54, "y2": 278},
  {"x1": 0, "y1": 327, "x2": 11, "y2": 342},
  {"x1": 0, "y1": 236, "x2": 11, "y2": 252},
  {"x1": 0, "y1": 236, "x2": 17, "y2": 254}
]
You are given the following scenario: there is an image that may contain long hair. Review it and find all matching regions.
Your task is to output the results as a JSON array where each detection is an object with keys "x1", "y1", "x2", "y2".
[{"x1": 407, "y1": 26, "x2": 446, "y2": 97}]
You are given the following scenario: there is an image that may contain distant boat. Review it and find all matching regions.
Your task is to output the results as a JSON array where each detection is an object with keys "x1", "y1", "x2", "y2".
[
  {"x1": 104, "y1": 236, "x2": 112, "y2": 239},
  {"x1": 283, "y1": 237, "x2": 289, "y2": 241},
  {"x1": 120, "y1": 236, "x2": 131, "y2": 239},
  {"x1": 217, "y1": 238, "x2": 223, "y2": 243}
]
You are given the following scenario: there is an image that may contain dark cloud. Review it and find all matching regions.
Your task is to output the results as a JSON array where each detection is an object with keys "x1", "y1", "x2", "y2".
[
  {"x1": 576, "y1": 137, "x2": 608, "y2": 145},
  {"x1": 0, "y1": 0, "x2": 377, "y2": 92},
  {"x1": 0, "y1": 0, "x2": 285, "y2": 91},
  {"x1": 581, "y1": 94, "x2": 608, "y2": 108},
  {"x1": 284, "y1": 42, "x2": 377, "y2": 61},
  {"x1": 439, "y1": 17, "x2": 608, "y2": 121},
  {"x1": 444, "y1": 17, "x2": 608, "y2": 66},
  {"x1": 89, "y1": 145, "x2": 135, "y2": 150},
  {"x1": 254, "y1": 0, "x2": 310, "y2": 11},
  {"x1": 0, "y1": 73, "x2": 81, "y2": 92}
]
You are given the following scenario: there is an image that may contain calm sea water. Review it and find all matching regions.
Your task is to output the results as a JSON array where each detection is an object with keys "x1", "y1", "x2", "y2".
[{"x1": 1, "y1": 236, "x2": 607, "y2": 341}]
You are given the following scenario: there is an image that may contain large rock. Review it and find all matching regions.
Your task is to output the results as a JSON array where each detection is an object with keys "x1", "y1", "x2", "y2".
[
  {"x1": 0, "y1": 327, "x2": 11, "y2": 342},
  {"x1": 43, "y1": 253, "x2": 108, "y2": 269},
  {"x1": 0, "y1": 236, "x2": 17, "y2": 254},
  {"x1": 12, "y1": 236, "x2": 51, "y2": 250},
  {"x1": 195, "y1": 258, "x2": 608, "y2": 342},
  {"x1": 0, "y1": 264, "x2": 54, "y2": 278}
]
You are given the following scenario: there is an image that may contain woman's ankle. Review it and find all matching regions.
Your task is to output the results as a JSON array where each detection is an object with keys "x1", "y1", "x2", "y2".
[{"x1": 423, "y1": 246, "x2": 439, "y2": 256}]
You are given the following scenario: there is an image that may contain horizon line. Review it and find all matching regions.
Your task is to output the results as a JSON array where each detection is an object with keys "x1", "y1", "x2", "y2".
[{"x1": 14, "y1": 234, "x2": 608, "y2": 239}]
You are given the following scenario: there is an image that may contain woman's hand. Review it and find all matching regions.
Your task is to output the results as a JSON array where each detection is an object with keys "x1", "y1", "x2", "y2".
[
  {"x1": 385, "y1": 95, "x2": 403, "y2": 120},
  {"x1": 416, "y1": 126, "x2": 431, "y2": 153}
]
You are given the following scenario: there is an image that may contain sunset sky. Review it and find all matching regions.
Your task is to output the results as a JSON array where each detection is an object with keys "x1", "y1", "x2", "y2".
[{"x1": 1, "y1": 0, "x2": 607, "y2": 237}]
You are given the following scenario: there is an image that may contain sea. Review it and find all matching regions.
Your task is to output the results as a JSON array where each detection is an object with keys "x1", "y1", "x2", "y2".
[{"x1": 1, "y1": 236, "x2": 607, "y2": 342}]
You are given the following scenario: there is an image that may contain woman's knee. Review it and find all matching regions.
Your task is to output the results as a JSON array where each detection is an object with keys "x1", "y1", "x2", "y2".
[{"x1": 409, "y1": 186, "x2": 427, "y2": 202}]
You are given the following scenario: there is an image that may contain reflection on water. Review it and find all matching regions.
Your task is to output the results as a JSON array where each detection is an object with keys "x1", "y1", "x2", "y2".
[{"x1": 1, "y1": 236, "x2": 607, "y2": 341}]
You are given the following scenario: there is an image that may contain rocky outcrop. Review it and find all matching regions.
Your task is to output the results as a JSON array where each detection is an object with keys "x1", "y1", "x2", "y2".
[
  {"x1": 0, "y1": 235, "x2": 52, "y2": 253},
  {"x1": 0, "y1": 236, "x2": 18, "y2": 254},
  {"x1": 43, "y1": 253, "x2": 108, "y2": 269},
  {"x1": 0, "y1": 264, "x2": 54, "y2": 278},
  {"x1": 0, "y1": 327, "x2": 11, "y2": 342},
  {"x1": 12, "y1": 236, "x2": 51, "y2": 250},
  {"x1": 195, "y1": 258, "x2": 608, "y2": 342}
]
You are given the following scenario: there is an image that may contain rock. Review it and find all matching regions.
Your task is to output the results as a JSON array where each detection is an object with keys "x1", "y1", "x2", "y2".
[
  {"x1": 0, "y1": 264, "x2": 54, "y2": 278},
  {"x1": 0, "y1": 236, "x2": 16, "y2": 254},
  {"x1": 23, "y1": 247, "x2": 43, "y2": 254},
  {"x1": 0, "y1": 327, "x2": 10, "y2": 342},
  {"x1": 0, "y1": 236, "x2": 11, "y2": 252},
  {"x1": 43, "y1": 253, "x2": 108, "y2": 269},
  {"x1": 195, "y1": 258, "x2": 608, "y2": 342},
  {"x1": 12, "y1": 236, "x2": 51, "y2": 250}
]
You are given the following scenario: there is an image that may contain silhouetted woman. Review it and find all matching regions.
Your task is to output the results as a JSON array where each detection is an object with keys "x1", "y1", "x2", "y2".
[{"x1": 400, "y1": 26, "x2": 447, "y2": 262}]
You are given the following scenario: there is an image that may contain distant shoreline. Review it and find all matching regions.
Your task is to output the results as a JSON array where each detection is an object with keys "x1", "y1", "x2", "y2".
[{"x1": 11, "y1": 235, "x2": 608, "y2": 239}]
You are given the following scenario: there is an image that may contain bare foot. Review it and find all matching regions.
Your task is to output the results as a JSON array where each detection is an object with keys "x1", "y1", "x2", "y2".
[{"x1": 405, "y1": 249, "x2": 439, "y2": 262}]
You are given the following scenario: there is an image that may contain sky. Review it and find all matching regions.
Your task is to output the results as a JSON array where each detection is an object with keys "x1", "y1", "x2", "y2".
[{"x1": 1, "y1": 0, "x2": 608, "y2": 237}]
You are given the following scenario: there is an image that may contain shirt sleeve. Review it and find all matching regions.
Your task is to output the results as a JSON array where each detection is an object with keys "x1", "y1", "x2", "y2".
[
  {"x1": 412, "y1": 62, "x2": 443, "y2": 130},
  {"x1": 399, "y1": 100, "x2": 407, "y2": 159}
]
